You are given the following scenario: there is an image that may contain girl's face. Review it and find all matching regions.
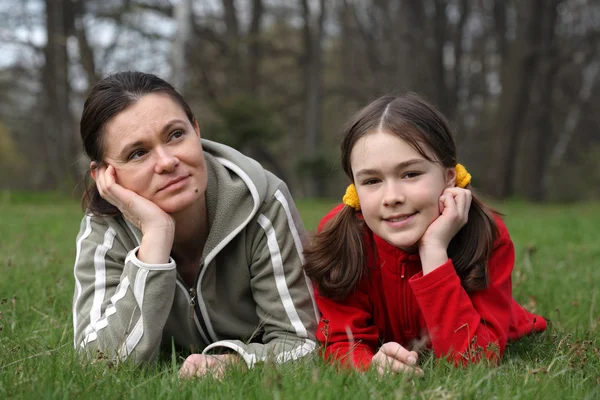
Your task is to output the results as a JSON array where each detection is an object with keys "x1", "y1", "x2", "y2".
[
  {"x1": 350, "y1": 130, "x2": 456, "y2": 251},
  {"x1": 99, "y1": 93, "x2": 207, "y2": 214}
]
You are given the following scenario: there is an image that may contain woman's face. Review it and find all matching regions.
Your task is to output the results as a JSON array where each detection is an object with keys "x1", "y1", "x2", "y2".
[
  {"x1": 99, "y1": 93, "x2": 207, "y2": 214},
  {"x1": 350, "y1": 130, "x2": 455, "y2": 251}
]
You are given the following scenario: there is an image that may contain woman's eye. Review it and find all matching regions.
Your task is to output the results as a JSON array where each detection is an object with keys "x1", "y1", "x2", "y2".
[
  {"x1": 170, "y1": 130, "x2": 184, "y2": 140},
  {"x1": 129, "y1": 149, "x2": 147, "y2": 160}
]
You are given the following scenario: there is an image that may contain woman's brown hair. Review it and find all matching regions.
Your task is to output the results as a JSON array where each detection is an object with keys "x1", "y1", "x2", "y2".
[
  {"x1": 304, "y1": 93, "x2": 498, "y2": 301},
  {"x1": 79, "y1": 71, "x2": 196, "y2": 217}
]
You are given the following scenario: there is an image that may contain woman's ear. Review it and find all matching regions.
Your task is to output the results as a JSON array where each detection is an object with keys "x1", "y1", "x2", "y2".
[
  {"x1": 194, "y1": 120, "x2": 201, "y2": 138},
  {"x1": 90, "y1": 162, "x2": 98, "y2": 181},
  {"x1": 446, "y1": 166, "x2": 457, "y2": 188}
]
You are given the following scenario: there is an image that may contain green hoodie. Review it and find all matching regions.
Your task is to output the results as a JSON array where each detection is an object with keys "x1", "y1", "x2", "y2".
[{"x1": 72, "y1": 140, "x2": 318, "y2": 366}]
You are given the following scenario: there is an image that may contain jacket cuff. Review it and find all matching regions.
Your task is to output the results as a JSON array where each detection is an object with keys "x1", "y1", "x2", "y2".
[
  {"x1": 202, "y1": 340, "x2": 259, "y2": 368},
  {"x1": 125, "y1": 246, "x2": 176, "y2": 270},
  {"x1": 408, "y1": 259, "x2": 459, "y2": 295}
]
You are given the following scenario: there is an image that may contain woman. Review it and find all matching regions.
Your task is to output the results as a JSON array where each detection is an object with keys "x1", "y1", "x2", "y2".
[{"x1": 72, "y1": 71, "x2": 318, "y2": 378}]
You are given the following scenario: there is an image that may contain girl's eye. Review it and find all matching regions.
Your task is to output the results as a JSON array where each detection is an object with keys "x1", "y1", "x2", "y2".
[
  {"x1": 129, "y1": 149, "x2": 147, "y2": 160},
  {"x1": 402, "y1": 171, "x2": 421, "y2": 179},
  {"x1": 169, "y1": 130, "x2": 184, "y2": 140},
  {"x1": 363, "y1": 179, "x2": 380, "y2": 185}
]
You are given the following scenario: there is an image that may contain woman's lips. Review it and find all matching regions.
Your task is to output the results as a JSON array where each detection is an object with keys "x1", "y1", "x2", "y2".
[{"x1": 158, "y1": 175, "x2": 189, "y2": 192}]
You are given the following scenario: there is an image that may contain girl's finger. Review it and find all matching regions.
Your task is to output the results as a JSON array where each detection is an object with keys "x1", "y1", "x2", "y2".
[
  {"x1": 454, "y1": 190, "x2": 466, "y2": 218},
  {"x1": 440, "y1": 191, "x2": 458, "y2": 218},
  {"x1": 376, "y1": 357, "x2": 424, "y2": 377}
]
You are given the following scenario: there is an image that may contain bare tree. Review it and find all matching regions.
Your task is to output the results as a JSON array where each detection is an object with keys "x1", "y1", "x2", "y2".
[
  {"x1": 40, "y1": 0, "x2": 77, "y2": 187},
  {"x1": 300, "y1": 0, "x2": 326, "y2": 196},
  {"x1": 485, "y1": 0, "x2": 548, "y2": 198},
  {"x1": 172, "y1": 0, "x2": 193, "y2": 93}
]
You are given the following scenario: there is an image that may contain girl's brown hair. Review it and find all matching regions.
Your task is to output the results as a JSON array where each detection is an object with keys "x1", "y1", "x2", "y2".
[
  {"x1": 304, "y1": 93, "x2": 498, "y2": 301},
  {"x1": 79, "y1": 71, "x2": 196, "y2": 217}
]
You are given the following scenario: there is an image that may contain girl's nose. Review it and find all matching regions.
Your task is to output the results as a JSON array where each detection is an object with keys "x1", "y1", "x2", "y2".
[
  {"x1": 154, "y1": 147, "x2": 180, "y2": 173},
  {"x1": 382, "y1": 182, "x2": 405, "y2": 207}
]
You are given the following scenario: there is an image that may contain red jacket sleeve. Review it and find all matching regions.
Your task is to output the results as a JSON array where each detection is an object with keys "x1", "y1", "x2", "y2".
[
  {"x1": 315, "y1": 285, "x2": 378, "y2": 370},
  {"x1": 408, "y1": 219, "x2": 514, "y2": 366}
]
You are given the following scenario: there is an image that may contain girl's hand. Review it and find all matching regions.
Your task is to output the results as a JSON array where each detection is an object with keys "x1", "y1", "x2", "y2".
[
  {"x1": 179, "y1": 354, "x2": 243, "y2": 380},
  {"x1": 94, "y1": 164, "x2": 174, "y2": 235},
  {"x1": 418, "y1": 187, "x2": 472, "y2": 274},
  {"x1": 371, "y1": 342, "x2": 424, "y2": 377},
  {"x1": 419, "y1": 187, "x2": 471, "y2": 250}
]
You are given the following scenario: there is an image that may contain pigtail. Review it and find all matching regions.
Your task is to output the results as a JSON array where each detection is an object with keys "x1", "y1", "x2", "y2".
[
  {"x1": 304, "y1": 206, "x2": 366, "y2": 301},
  {"x1": 448, "y1": 190, "x2": 499, "y2": 292}
]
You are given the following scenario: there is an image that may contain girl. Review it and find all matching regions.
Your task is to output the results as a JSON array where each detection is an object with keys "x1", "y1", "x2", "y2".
[
  {"x1": 73, "y1": 72, "x2": 318, "y2": 378},
  {"x1": 304, "y1": 93, "x2": 546, "y2": 375}
]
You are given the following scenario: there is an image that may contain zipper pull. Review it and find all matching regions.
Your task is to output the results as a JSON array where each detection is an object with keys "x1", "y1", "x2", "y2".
[
  {"x1": 400, "y1": 262, "x2": 406, "y2": 279},
  {"x1": 189, "y1": 287, "x2": 196, "y2": 320}
]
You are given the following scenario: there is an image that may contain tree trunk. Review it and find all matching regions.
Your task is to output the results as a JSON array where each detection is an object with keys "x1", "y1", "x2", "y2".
[
  {"x1": 41, "y1": 0, "x2": 75, "y2": 188},
  {"x1": 523, "y1": 1, "x2": 559, "y2": 201},
  {"x1": 301, "y1": 0, "x2": 326, "y2": 197},
  {"x1": 222, "y1": 0, "x2": 241, "y2": 94},
  {"x1": 486, "y1": 0, "x2": 546, "y2": 198},
  {"x1": 172, "y1": 0, "x2": 192, "y2": 93},
  {"x1": 72, "y1": 0, "x2": 99, "y2": 89},
  {"x1": 248, "y1": 0, "x2": 264, "y2": 95}
]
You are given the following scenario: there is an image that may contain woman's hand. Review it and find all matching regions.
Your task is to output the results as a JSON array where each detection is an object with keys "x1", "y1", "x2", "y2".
[
  {"x1": 179, "y1": 354, "x2": 243, "y2": 380},
  {"x1": 418, "y1": 187, "x2": 472, "y2": 274},
  {"x1": 95, "y1": 164, "x2": 174, "y2": 233},
  {"x1": 371, "y1": 342, "x2": 424, "y2": 377},
  {"x1": 94, "y1": 164, "x2": 175, "y2": 264}
]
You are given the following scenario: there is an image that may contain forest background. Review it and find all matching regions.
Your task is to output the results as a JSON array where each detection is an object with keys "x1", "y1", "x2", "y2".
[{"x1": 1, "y1": 0, "x2": 600, "y2": 202}]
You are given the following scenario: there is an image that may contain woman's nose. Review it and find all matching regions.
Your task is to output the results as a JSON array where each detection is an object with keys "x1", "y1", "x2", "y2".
[{"x1": 154, "y1": 147, "x2": 179, "y2": 173}]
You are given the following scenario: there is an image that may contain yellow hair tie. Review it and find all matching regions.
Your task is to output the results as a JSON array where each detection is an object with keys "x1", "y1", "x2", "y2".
[
  {"x1": 455, "y1": 163, "x2": 471, "y2": 188},
  {"x1": 343, "y1": 184, "x2": 361, "y2": 210},
  {"x1": 343, "y1": 163, "x2": 471, "y2": 210}
]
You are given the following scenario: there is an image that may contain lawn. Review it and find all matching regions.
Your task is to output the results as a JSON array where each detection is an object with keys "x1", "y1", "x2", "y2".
[{"x1": 0, "y1": 192, "x2": 598, "y2": 399}]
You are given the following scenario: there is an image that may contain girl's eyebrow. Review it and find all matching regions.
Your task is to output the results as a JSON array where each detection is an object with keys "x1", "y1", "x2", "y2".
[{"x1": 354, "y1": 159, "x2": 427, "y2": 179}]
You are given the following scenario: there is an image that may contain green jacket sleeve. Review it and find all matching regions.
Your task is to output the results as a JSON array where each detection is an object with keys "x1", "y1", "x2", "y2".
[
  {"x1": 72, "y1": 215, "x2": 178, "y2": 363},
  {"x1": 202, "y1": 184, "x2": 319, "y2": 366}
]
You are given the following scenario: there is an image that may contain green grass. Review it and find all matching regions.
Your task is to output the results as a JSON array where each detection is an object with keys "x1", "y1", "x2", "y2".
[{"x1": 0, "y1": 193, "x2": 599, "y2": 399}]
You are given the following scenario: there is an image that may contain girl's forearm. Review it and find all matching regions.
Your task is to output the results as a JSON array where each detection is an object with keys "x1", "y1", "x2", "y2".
[{"x1": 419, "y1": 246, "x2": 449, "y2": 275}]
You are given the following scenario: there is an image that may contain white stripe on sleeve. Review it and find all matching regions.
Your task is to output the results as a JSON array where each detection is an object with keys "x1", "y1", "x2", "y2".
[
  {"x1": 257, "y1": 214, "x2": 308, "y2": 338},
  {"x1": 73, "y1": 215, "x2": 92, "y2": 348},
  {"x1": 89, "y1": 227, "x2": 117, "y2": 332},
  {"x1": 81, "y1": 277, "x2": 130, "y2": 346},
  {"x1": 274, "y1": 190, "x2": 319, "y2": 321},
  {"x1": 118, "y1": 268, "x2": 149, "y2": 359}
]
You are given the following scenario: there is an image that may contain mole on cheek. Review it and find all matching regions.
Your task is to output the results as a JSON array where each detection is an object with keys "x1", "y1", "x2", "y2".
[{"x1": 195, "y1": 189, "x2": 199, "y2": 193}]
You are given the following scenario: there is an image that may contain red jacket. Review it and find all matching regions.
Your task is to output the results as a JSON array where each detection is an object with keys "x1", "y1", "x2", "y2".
[{"x1": 314, "y1": 204, "x2": 547, "y2": 369}]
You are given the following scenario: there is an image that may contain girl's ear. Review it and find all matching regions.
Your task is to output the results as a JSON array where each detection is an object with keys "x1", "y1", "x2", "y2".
[
  {"x1": 90, "y1": 162, "x2": 98, "y2": 181},
  {"x1": 445, "y1": 166, "x2": 457, "y2": 188}
]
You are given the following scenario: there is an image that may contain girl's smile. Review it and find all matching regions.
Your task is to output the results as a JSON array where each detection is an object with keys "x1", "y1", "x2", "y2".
[{"x1": 350, "y1": 129, "x2": 455, "y2": 251}]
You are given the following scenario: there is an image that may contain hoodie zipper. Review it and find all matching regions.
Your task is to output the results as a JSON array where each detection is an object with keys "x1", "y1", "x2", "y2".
[
  {"x1": 189, "y1": 287, "x2": 197, "y2": 320},
  {"x1": 399, "y1": 261, "x2": 413, "y2": 335}
]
